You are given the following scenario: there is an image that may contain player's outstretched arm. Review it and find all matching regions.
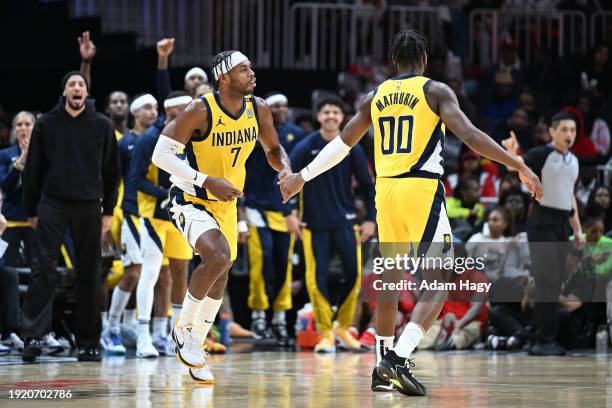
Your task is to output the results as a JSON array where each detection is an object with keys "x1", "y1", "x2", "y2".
[
  {"x1": 255, "y1": 98, "x2": 291, "y2": 176},
  {"x1": 428, "y1": 81, "x2": 543, "y2": 202},
  {"x1": 152, "y1": 100, "x2": 242, "y2": 201},
  {"x1": 278, "y1": 92, "x2": 374, "y2": 202}
]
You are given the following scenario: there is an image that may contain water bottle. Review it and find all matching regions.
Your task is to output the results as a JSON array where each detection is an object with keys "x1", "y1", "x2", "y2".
[{"x1": 596, "y1": 325, "x2": 609, "y2": 354}]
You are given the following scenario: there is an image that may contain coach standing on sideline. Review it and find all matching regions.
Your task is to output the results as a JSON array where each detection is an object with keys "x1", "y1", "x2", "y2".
[
  {"x1": 503, "y1": 112, "x2": 582, "y2": 356},
  {"x1": 20, "y1": 71, "x2": 120, "y2": 362}
]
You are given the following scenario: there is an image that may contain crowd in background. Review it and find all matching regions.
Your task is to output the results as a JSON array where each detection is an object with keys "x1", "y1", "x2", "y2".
[{"x1": 1, "y1": 0, "x2": 612, "y2": 361}]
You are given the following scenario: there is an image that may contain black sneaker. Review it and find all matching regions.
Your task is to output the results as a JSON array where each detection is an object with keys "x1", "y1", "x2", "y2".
[
  {"x1": 528, "y1": 341, "x2": 565, "y2": 356},
  {"x1": 271, "y1": 323, "x2": 293, "y2": 347},
  {"x1": 376, "y1": 350, "x2": 427, "y2": 396},
  {"x1": 22, "y1": 338, "x2": 43, "y2": 363},
  {"x1": 251, "y1": 318, "x2": 267, "y2": 340},
  {"x1": 77, "y1": 347, "x2": 102, "y2": 362},
  {"x1": 371, "y1": 367, "x2": 394, "y2": 392}
]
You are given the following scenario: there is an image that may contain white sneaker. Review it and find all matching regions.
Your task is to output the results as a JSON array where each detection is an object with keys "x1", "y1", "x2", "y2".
[
  {"x1": 172, "y1": 323, "x2": 206, "y2": 368},
  {"x1": 189, "y1": 359, "x2": 214, "y2": 384},
  {"x1": 0, "y1": 343, "x2": 10, "y2": 355},
  {"x1": 136, "y1": 332, "x2": 159, "y2": 358},
  {"x1": 43, "y1": 332, "x2": 65, "y2": 355},
  {"x1": 2, "y1": 333, "x2": 24, "y2": 352},
  {"x1": 166, "y1": 335, "x2": 177, "y2": 356}
]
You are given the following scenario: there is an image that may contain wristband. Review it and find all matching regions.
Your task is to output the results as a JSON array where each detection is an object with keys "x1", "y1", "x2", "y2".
[
  {"x1": 238, "y1": 220, "x2": 248, "y2": 233},
  {"x1": 300, "y1": 167, "x2": 312, "y2": 182},
  {"x1": 82, "y1": 59, "x2": 92, "y2": 65}
]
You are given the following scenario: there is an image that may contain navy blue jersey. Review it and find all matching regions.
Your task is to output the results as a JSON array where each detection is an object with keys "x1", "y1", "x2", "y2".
[
  {"x1": 244, "y1": 122, "x2": 305, "y2": 214},
  {"x1": 118, "y1": 131, "x2": 139, "y2": 215},
  {"x1": 290, "y1": 131, "x2": 375, "y2": 229},
  {"x1": 0, "y1": 145, "x2": 26, "y2": 222},
  {"x1": 129, "y1": 119, "x2": 170, "y2": 220}
]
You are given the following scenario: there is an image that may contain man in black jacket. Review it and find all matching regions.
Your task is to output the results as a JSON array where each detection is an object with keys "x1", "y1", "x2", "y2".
[{"x1": 21, "y1": 71, "x2": 120, "y2": 362}]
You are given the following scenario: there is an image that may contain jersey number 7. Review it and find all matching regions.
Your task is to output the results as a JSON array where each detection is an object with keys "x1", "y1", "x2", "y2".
[
  {"x1": 230, "y1": 147, "x2": 241, "y2": 167},
  {"x1": 379, "y1": 115, "x2": 414, "y2": 155}
]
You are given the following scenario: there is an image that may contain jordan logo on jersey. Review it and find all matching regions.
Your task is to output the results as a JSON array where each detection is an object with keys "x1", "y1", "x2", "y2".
[{"x1": 217, "y1": 117, "x2": 226, "y2": 126}]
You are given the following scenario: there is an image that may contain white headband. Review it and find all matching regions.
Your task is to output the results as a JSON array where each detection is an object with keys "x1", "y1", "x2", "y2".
[
  {"x1": 265, "y1": 94, "x2": 288, "y2": 106},
  {"x1": 164, "y1": 95, "x2": 192, "y2": 108},
  {"x1": 184, "y1": 67, "x2": 208, "y2": 83},
  {"x1": 130, "y1": 94, "x2": 157, "y2": 114},
  {"x1": 212, "y1": 52, "x2": 249, "y2": 81}
]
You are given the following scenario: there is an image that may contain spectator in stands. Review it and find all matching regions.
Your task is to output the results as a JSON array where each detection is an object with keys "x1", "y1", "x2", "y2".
[
  {"x1": 486, "y1": 38, "x2": 525, "y2": 93},
  {"x1": 584, "y1": 184, "x2": 612, "y2": 234},
  {"x1": 446, "y1": 151, "x2": 498, "y2": 198},
  {"x1": 466, "y1": 207, "x2": 513, "y2": 282},
  {"x1": 518, "y1": 89, "x2": 539, "y2": 124},
  {"x1": 499, "y1": 187, "x2": 530, "y2": 234},
  {"x1": 481, "y1": 70, "x2": 518, "y2": 133},
  {"x1": 533, "y1": 116, "x2": 552, "y2": 147},
  {"x1": 418, "y1": 265, "x2": 488, "y2": 351},
  {"x1": 575, "y1": 163, "x2": 598, "y2": 207},
  {"x1": 580, "y1": 45, "x2": 611, "y2": 100},
  {"x1": 447, "y1": 178, "x2": 486, "y2": 241},
  {"x1": 576, "y1": 93, "x2": 610, "y2": 157},
  {"x1": 0, "y1": 111, "x2": 35, "y2": 352},
  {"x1": 0, "y1": 104, "x2": 10, "y2": 148},
  {"x1": 493, "y1": 108, "x2": 531, "y2": 148},
  {"x1": 20, "y1": 71, "x2": 120, "y2": 363}
]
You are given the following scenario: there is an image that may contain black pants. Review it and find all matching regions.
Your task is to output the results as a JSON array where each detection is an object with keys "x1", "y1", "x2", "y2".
[
  {"x1": 0, "y1": 226, "x2": 35, "y2": 338},
  {"x1": 21, "y1": 195, "x2": 102, "y2": 348},
  {"x1": 526, "y1": 205, "x2": 571, "y2": 343}
]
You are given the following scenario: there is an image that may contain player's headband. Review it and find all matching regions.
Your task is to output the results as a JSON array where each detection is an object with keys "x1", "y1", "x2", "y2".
[
  {"x1": 212, "y1": 52, "x2": 249, "y2": 81},
  {"x1": 184, "y1": 67, "x2": 208, "y2": 83},
  {"x1": 164, "y1": 95, "x2": 192, "y2": 109},
  {"x1": 130, "y1": 94, "x2": 157, "y2": 114},
  {"x1": 265, "y1": 94, "x2": 288, "y2": 106}
]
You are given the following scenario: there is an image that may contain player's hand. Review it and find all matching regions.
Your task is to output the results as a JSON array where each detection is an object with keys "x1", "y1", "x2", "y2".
[
  {"x1": 157, "y1": 38, "x2": 175, "y2": 58},
  {"x1": 203, "y1": 177, "x2": 243, "y2": 201},
  {"x1": 78, "y1": 31, "x2": 96, "y2": 60},
  {"x1": 573, "y1": 229, "x2": 585, "y2": 247},
  {"x1": 518, "y1": 164, "x2": 543, "y2": 202},
  {"x1": 285, "y1": 214, "x2": 306, "y2": 240},
  {"x1": 502, "y1": 131, "x2": 519, "y2": 156},
  {"x1": 278, "y1": 167, "x2": 292, "y2": 182},
  {"x1": 359, "y1": 221, "x2": 376, "y2": 243},
  {"x1": 278, "y1": 172, "x2": 305, "y2": 203},
  {"x1": 28, "y1": 217, "x2": 38, "y2": 229}
]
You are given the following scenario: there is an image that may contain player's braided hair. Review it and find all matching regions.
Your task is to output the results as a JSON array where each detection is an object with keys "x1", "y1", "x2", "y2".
[
  {"x1": 210, "y1": 50, "x2": 237, "y2": 86},
  {"x1": 389, "y1": 29, "x2": 428, "y2": 70}
]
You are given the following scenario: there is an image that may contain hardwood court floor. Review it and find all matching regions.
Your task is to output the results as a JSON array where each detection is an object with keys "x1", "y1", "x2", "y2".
[{"x1": 0, "y1": 349, "x2": 610, "y2": 407}]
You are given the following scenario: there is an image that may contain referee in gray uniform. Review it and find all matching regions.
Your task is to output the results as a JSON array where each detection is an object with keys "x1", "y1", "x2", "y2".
[{"x1": 503, "y1": 111, "x2": 582, "y2": 356}]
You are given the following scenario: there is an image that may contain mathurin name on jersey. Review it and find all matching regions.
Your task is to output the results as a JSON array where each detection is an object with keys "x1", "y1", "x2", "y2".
[
  {"x1": 372, "y1": 279, "x2": 492, "y2": 293},
  {"x1": 211, "y1": 126, "x2": 258, "y2": 147},
  {"x1": 374, "y1": 91, "x2": 420, "y2": 112}
]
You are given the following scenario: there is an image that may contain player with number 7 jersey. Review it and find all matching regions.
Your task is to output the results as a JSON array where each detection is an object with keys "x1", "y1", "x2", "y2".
[{"x1": 152, "y1": 50, "x2": 291, "y2": 384}]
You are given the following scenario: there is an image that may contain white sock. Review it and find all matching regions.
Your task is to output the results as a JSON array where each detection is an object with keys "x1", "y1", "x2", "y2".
[
  {"x1": 170, "y1": 303, "x2": 182, "y2": 335},
  {"x1": 393, "y1": 322, "x2": 424, "y2": 358},
  {"x1": 153, "y1": 317, "x2": 168, "y2": 338},
  {"x1": 375, "y1": 334, "x2": 394, "y2": 365},
  {"x1": 108, "y1": 287, "x2": 131, "y2": 330},
  {"x1": 136, "y1": 238, "x2": 163, "y2": 323},
  {"x1": 272, "y1": 310, "x2": 286, "y2": 325},
  {"x1": 123, "y1": 309, "x2": 137, "y2": 327},
  {"x1": 195, "y1": 297, "x2": 223, "y2": 344},
  {"x1": 101, "y1": 311, "x2": 108, "y2": 324},
  {"x1": 138, "y1": 320, "x2": 150, "y2": 336},
  {"x1": 179, "y1": 291, "x2": 202, "y2": 327},
  {"x1": 251, "y1": 310, "x2": 265, "y2": 320}
]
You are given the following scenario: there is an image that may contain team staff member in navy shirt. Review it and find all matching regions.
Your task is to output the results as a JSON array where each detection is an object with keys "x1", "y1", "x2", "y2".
[
  {"x1": 289, "y1": 96, "x2": 376, "y2": 353},
  {"x1": 503, "y1": 111, "x2": 582, "y2": 356},
  {"x1": 244, "y1": 92, "x2": 305, "y2": 346}
]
